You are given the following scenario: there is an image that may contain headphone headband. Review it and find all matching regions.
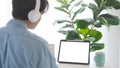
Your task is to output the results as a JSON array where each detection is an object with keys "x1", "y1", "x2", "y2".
[{"x1": 35, "y1": 0, "x2": 40, "y2": 11}]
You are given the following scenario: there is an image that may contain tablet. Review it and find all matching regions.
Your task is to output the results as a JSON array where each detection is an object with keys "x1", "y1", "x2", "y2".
[{"x1": 58, "y1": 40, "x2": 90, "y2": 65}]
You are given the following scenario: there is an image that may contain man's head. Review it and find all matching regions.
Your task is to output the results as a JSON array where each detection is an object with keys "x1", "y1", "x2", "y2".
[
  {"x1": 12, "y1": 0, "x2": 49, "y2": 29},
  {"x1": 12, "y1": 0, "x2": 49, "y2": 20}
]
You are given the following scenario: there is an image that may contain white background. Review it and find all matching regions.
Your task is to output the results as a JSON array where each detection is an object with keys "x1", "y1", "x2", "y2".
[{"x1": 0, "y1": 0, "x2": 120, "y2": 68}]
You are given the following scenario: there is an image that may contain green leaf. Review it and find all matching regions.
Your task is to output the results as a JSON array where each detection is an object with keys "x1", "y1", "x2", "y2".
[
  {"x1": 55, "y1": 20, "x2": 71, "y2": 24},
  {"x1": 98, "y1": 17, "x2": 111, "y2": 27},
  {"x1": 88, "y1": 29, "x2": 98, "y2": 37},
  {"x1": 105, "y1": 0, "x2": 116, "y2": 6},
  {"x1": 79, "y1": 28, "x2": 89, "y2": 38},
  {"x1": 105, "y1": 0, "x2": 120, "y2": 9},
  {"x1": 72, "y1": 7, "x2": 85, "y2": 20},
  {"x1": 95, "y1": 0, "x2": 106, "y2": 10},
  {"x1": 66, "y1": 30, "x2": 81, "y2": 40},
  {"x1": 85, "y1": 37, "x2": 96, "y2": 41},
  {"x1": 69, "y1": 0, "x2": 75, "y2": 3},
  {"x1": 69, "y1": 0, "x2": 83, "y2": 12},
  {"x1": 94, "y1": 22, "x2": 102, "y2": 28},
  {"x1": 55, "y1": 7, "x2": 69, "y2": 14},
  {"x1": 61, "y1": 4, "x2": 70, "y2": 9},
  {"x1": 58, "y1": 30, "x2": 68, "y2": 35},
  {"x1": 88, "y1": 29, "x2": 102, "y2": 42},
  {"x1": 63, "y1": 0, "x2": 68, "y2": 3},
  {"x1": 62, "y1": 24, "x2": 73, "y2": 29},
  {"x1": 95, "y1": 0, "x2": 102, "y2": 7},
  {"x1": 93, "y1": 30, "x2": 102, "y2": 42},
  {"x1": 112, "y1": 1, "x2": 120, "y2": 9},
  {"x1": 100, "y1": 14, "x2": 120, "y2": 25},
  {"x1": 57, "y1": 0, "x2": 64, "y2": 4},
  {"x1": 74, "y1": 0, "x2": 83, "y2": 7},
  {"x1": 88, "y1": 3, "x2": 99, "y2": 19},
  {"x1": 57, "y1": 0, "x2": 68, "y2": 4},
  {"x1": 76, "y1": 19, "x2": 90, "y2": 29},
  {"x1": 98, "y1": 17, "x2": 107, "y2": 25},
  {"x1": 90, "y1": 43, "x2": 104, "y2": 52}
]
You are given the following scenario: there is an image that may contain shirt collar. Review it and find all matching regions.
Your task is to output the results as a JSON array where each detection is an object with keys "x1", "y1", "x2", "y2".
[{"x1": 7, "y1": 19, "x2": 28, "y2": 29}]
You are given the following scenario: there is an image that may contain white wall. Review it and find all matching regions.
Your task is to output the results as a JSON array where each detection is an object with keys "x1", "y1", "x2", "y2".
[
  {"x1": 107, "y1": 26, "x2": 120, "y2": 68},
  {"x1": 0, "y1": 0, "x2": 12, "y2": 27},
  {"x1": 106, "y1": 10, "x2": 120, "y2": 68},
  {"x1": 119, "y1": 40, "x2": 120, "y2": 68},
  {"x1": 0, "y1": 0, "x2": 120, "y2": 68}
]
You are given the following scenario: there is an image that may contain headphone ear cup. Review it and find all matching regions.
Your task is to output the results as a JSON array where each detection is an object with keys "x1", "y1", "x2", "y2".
[{"x1": 28, "y1": 10, "x2": 41, "y2": 23}]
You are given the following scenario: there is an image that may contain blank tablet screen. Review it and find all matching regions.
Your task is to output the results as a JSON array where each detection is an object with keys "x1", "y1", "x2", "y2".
[{"x1": 58, "y1": 40, "x2": 90, "y2": 65}]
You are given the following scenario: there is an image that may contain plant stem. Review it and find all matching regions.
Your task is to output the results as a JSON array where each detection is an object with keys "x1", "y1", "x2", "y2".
[{"x1": 68, "y1": 10, "x2": 76, "y2": 31}]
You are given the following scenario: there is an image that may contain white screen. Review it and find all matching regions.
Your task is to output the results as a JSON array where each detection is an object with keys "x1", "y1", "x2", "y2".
[{"x1": 58, "y1": 40, "x2": 90, "y2": 64}]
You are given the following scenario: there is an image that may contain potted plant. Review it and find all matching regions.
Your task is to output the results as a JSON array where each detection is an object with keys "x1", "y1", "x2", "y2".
[{"x1": 54, "y1": 0, "x2": 120, "y2": 52}]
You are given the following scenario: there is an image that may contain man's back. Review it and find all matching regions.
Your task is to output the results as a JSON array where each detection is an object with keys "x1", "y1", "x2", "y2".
[{"x1": 0, "y1": 19, "x2": 57, "y2": 68}]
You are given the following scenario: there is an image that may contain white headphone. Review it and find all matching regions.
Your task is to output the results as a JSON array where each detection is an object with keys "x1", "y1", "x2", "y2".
[{"x1": 28, "y1": 0, "x2": 41, "y2": 23}]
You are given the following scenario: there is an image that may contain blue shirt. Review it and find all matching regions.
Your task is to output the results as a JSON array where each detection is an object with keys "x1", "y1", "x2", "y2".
[{"x1": 0, "y1": 19, "x2": 58, "y2": 68}]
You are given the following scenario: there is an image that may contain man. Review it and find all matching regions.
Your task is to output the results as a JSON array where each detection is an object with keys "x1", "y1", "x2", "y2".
[{"x1": 0, "y1": 0, "x2": 57, "y2": 68}]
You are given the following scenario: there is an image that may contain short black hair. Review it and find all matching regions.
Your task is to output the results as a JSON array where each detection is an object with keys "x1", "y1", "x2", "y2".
[{"x1": 12, "y1": 0, "x2": 49, "y2": 20}]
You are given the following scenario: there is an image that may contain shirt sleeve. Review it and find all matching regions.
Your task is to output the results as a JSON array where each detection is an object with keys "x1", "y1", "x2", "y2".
[
  {"x1": 37, "y1": 44, "x2": 58, "y2": 68},
  {"x1": 0, "y1": 34, "x2": 9, "y2": 68}
]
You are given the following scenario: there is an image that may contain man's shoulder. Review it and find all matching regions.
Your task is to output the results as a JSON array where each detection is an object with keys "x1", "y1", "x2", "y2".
[
  {"x1": 0, "y1": 26, "x2": 48, "y2": 45},
  {"x1": 30, "y1": 33, "x2": 48, "y2": 45}
]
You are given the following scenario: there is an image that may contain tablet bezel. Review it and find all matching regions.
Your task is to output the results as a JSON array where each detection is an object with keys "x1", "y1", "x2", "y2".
[{"x1": 58, "y1": 40, "x2": 90, "y2": 65}]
